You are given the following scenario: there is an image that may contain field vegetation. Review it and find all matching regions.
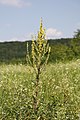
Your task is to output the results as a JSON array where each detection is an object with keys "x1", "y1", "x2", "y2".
[{"x1": 0, "y1": 60, "x2": 80, "y2": 119}]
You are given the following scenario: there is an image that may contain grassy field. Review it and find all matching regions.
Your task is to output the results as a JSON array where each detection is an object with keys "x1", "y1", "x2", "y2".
[{"x1": 0, "y1": 60, "x2": 80, "y2": 119}]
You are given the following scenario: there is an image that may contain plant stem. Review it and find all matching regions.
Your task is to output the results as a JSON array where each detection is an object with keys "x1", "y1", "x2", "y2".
[{"x1": 33, "y1": 67, "x2": 40, "y2": 114}]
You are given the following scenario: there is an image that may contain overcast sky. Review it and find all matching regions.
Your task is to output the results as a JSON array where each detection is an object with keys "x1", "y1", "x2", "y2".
[{"x1": 0, "y1": 0, "x2": 80, "y2": 42}]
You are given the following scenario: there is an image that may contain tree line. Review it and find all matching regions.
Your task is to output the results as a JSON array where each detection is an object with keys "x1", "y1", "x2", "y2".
[{"x1": 0, "y1": 29, "x2": 80, "y2": 64}]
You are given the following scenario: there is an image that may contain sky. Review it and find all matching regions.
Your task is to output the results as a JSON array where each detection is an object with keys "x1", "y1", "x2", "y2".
[{"x1": 0, "y1": 0, "x2": 80, "y2": 42}]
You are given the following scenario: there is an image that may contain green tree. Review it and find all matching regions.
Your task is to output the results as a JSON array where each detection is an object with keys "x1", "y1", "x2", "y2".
[
  {"x1": 71, "y1": 29, "x2": 80, "y2": 57},
  {"x1": 74, "y1": 29, "x2": 80, "y2": 38}
]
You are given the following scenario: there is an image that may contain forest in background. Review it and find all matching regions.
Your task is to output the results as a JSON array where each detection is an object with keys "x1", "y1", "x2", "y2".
[{"x1": 0, "y1": 37, "x2": 80, "y2": 64}]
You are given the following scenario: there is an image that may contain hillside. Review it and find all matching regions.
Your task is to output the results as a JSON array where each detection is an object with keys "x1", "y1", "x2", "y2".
[{"x1": 0, "y1": 38, "x2": 80, "y2": 64}]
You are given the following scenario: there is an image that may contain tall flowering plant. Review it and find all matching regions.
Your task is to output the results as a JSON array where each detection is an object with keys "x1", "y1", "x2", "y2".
[{"x1": 27, "y1": 18, "x2": 51, "y2": 115}]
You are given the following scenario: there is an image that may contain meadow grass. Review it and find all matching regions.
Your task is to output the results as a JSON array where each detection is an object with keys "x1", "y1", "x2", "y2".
[{"x1": 0, "y1": 60, "x2": 80, "y2": 119}]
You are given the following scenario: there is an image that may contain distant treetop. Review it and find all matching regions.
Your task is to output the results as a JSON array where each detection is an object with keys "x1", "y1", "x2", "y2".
[{"x1": 74, "y1": 29, "x2": 80, "y2": 38}]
